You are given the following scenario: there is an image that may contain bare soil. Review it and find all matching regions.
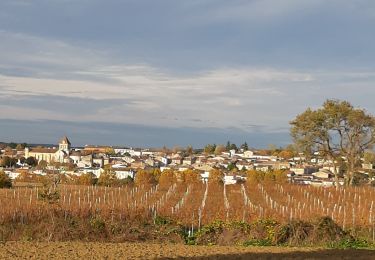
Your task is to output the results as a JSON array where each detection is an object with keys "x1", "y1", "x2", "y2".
[{"x1": 0, "y1": 242, "x2": 373, "y2": 259}]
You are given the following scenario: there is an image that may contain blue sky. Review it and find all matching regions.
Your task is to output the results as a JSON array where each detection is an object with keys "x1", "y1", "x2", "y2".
[{"x1": 0, "y1": 0, "x2": 375, "y2": 148}]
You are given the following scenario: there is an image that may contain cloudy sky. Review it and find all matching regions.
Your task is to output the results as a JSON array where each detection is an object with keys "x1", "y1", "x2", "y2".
[{"x1": 0, "y1": 0, "x2": 375, "y2": 148}]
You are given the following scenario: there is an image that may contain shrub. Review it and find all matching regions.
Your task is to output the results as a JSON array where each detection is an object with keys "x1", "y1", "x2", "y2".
[{"x1": 0, "y1": 171, "x2": 12, "y2": 188}]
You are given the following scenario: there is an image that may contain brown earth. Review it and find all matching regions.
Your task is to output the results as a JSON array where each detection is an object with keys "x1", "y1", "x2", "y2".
[{"x1": 0, "y1": 242, "x2": 374, "y2": 260}]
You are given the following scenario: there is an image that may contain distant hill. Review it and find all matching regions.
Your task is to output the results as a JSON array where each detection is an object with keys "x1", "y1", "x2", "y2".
[{"x1": 0, "y1": 142, "x2": 55, "y2": 149}]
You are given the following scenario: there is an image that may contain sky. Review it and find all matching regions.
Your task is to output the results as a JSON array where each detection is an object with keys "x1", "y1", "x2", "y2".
[{"x1": 0, "y1": 0, "x2": 375, "y2": 148}]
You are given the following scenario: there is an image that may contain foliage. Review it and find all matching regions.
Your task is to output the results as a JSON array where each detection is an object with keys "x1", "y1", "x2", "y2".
[
  {"x1": 135, "y1": 169, "x2": 156, "y2": 187},
  {"x1": 227, "y1": 163, "x2": 236, "y2": 171},
  {"x1": 159, "y1": 169, "x2": 176, "y2": 188},
  {"x1": 209, "y1": 169, "x2": 224, "y2": 184},
  {"x1": 203, "y1": 144, "x2": 216, "y2": 155},
  {"x1": 243, "y1": 239, "x2": 273, "y2": 246},
  {"x1": 154, "y1": 215, "x2": 173, "y2": 226},
  {"x1": 0, "y1": 156, "x2": 17, "y2": 167},
  {"x1": 329, "y1": 238, "x2": 369, "y2": 249},
  {"x1": 214, "y1": 145, "x2": 226, "y2": 155},
  {"x1": 277, "y1": 150, "x2": 294, "y2": 160},
  {"x1": 90, "y1": 216, "x2": 106, "y2": 232},
  {"x1": 104, "y1": 147, "x2": 116, "y2": 155},
  {"x1": 97, "y1": 167, "x2": 117, "y2": 186},
  {"x1": 25, "y1": 157, "x2": 38, "y2": 167},
  {"x1": 116, "y1": 176, "x2": 134, "y2": 186},
  {"x1": 152, "y1": 168, "x2": 162, "y2": 182},
  {"x1": 225, "y1": 141, "x2": 238, "y2": 152},
  {"x1": 76, "y1": 173, "x2": 98, "y2": 186},
  {"x1": 183, "y1": 169, "x2": 201, "y2": 184},
  {"x1": 246, "y1": 170, "x2": 264, "y2": 184},
  {"x1": 0, "y1": 170, "x2": 12, "y2": 188},
  {"x1": 364, "y1": 150, "x2": 375, "y2": 164},
  {"x1": 38, "y1": 181, "x2": 60, "y2": 204},
  {"x1": 240, "y1": 142, "x2": 249, "y2": 151},
  {"x1": 246, "y1": 170, "x2": 287, "y2": 184},
  {"x1": 185, "y1": 145, "x2": 193, "y2": 155},
  {"x1": 291, "y1": 99, "x2": 375, "y2": 186},
  {"x1": 37, "y1": 160, "x2": 48, "y2": 170}
]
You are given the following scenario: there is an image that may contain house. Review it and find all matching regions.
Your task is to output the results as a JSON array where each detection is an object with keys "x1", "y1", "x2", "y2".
[
  {"x1": 182, "y1": 156, "x2": 196, "y2": 165},
  {"x1": 223, "y1": 175, "x2": 237, "y2": 185},
  {"x1": 312, "y1": 169, "x2": 333, "y2": 179},
  {"x1": 114, "y1": 147, "x2": 135, "y2": 155},
  {"x1": 111, "y1": 166, "x2": 135, "y2": 179},
  {"x1": 243, "y1": 150, "x2": 254, "y2": 158},
  {"x1": 4, "y1": 170, "x2": 20, "y2": 180},
  {"x1": 236, "y1": 161, "x2": 254, "y2": 171},
  {"x1": 161, "y1": 156, "x2": 170, "y2": 165},
  {"x1": 171, "y1": 155, "x2": 183, "y2": 165},
  {"x1": 77, "y1": 167, "x2": 103, "y2": 178}
]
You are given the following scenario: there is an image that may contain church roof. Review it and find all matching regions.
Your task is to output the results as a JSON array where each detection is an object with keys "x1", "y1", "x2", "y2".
[
  {"x1": 29, "y1": 148, "x2": 58, "y2": 154},
  {"x1": 59, "y1": 136, "x2": 71, "y2": 145}
]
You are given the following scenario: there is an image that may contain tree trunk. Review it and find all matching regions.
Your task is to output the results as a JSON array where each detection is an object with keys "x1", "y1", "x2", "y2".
[
  {"x1": 330, "y1": 155, "x2": 340, "y2": 188},
  {"x1": 347, "y1": 156, "x2": 356, "y2": 186}
]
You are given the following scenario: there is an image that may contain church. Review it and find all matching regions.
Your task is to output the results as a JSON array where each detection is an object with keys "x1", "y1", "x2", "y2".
[{"x1": 25, "y1": 136, "x2": 72, "y2": 163}]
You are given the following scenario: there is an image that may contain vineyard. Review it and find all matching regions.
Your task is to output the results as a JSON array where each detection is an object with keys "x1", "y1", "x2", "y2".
[{"x1": 0, "y1": 180, "x2": 374, "y2": 246}]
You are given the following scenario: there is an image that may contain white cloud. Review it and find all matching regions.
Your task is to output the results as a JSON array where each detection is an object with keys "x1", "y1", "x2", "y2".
[
  {"x1": 1, "y1": 30, "x2": 375, "y2": 133},
  {"x1": 0, "y1": 60, "x2": 315, "y2": 130}
]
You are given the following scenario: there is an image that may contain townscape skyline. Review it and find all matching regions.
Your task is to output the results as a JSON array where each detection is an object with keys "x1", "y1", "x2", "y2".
[{"x1": 1, "y1": 1, "x2": 375, "y2": 147}]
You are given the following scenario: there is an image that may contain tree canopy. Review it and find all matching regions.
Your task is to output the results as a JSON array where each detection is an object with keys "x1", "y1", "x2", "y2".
[
  {"x1": 0, "y1": 170, "x2": 12, "y2": 188},
  {"x1": 291, "y1": 99, "x2": 375, "y2": 185}
]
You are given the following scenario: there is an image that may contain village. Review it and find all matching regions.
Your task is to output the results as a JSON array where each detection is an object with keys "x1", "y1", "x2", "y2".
[{"x1": 1, "y1": 136, "x2": 374, "y2": 187}]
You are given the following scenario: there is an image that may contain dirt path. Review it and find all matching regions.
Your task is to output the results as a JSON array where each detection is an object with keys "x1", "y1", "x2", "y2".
[{"x1": 0, "y1": 242, "x2": 373, "y2": 259}]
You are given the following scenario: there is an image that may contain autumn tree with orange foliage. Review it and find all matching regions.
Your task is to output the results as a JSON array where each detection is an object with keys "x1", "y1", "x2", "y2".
[
  {"x1": 183, "y1": 169, "x2": 201, "y2": 184},
  {"x1": 158, "y1": 169, "x2": 176, "y2": 189},
  {"x1": 209, "y1": 168, "x2": 224, "y2": 184},
  {"x1": 135, "y1": 169, "x2": 156, "y2": 187}
]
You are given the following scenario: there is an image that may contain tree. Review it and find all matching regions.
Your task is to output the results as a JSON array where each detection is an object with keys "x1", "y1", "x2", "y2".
[
  {"x1": 274, "y1": 170, "x2": 288, "y2": 183},
  {"x1": 214, "y1": 144, "x2": 226, "y2": 155},
  {"x1": 25, "y1": 157, "x2": 38, "y2": 167},
  {"x1": 16, "y1": 144, "x2": 25, "y2": 150},
  {"x1": 240, "y1": 142, "x2": 249, "y2": 151},
  {"x1": 278, "y1": 150, "x2": 294, "y2": 160},
  {"x1": 229, "y1": 143, "x2": 238, "y2": 151},
  {"x1": 364, "y1": 151, "x2": 375, "y2": 164},
  {"x1": 8, "y1": 143, "x2": 17, "y2": 149},
  {"x1": 135, "y1": 169, "x2": 156, "y2": 187},
  {"x1": 152, "y1": 168, "x2": 162, "y2": 182},
  {"x1": 0, "y1": 156, "x2": 17, "y2": 168},
  {"x1": 291, "y1": 99, "x2": 375, "y2": 186},
  {"x1": 172, "y1": 146, "x2": 182, "y2": 154},
  {"x1": 227, "y1": 162, "x2": 236, "y2": 171},
  {"x1": 184, "y1": 169, "x2": 201, "y2": 184},
  {"x1": 77, "y1": 173, "x2": 97, "y2": 185},
  {"x1": 37, "y1": 160, "x2": 48, "y2": 170},
  {"x1": 98, "y1": 166, "x2": 117, "y2": 186},
  {"x1": 105, "y1": 147, "x2": 116, "y2": 155},
  {"x1": 19, "y1": 157, "x2": 26, "y2": 164},
  {"x1": 209, "y1": 168, "x2": 224, "y2": 184},
  {"x1": 186, "y1": 145, "x2": 193, "y2": 155},
  {"x1": 158, "y1": 169, "x2": 176, "y2": 189},
  {"x1": 268, "y1": 144, "x2": 282, "y2": 156},
  {"x1": 0, "y1": 170, "x2": 12, "y2": 188},
  {"x1": 204, "y1": 144, "x2": 216, "y2": 155},
  {"x1": 226, "y1": 141, "x2": 231, "y2": 151},
  {"x1": 246, "y1": 170, "x2": 264, "y2": 184}
]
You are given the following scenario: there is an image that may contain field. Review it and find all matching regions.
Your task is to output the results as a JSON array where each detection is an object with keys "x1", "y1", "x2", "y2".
[
  {"x1": 0, "y1": 180, "x2": 374, "y2": 249},
  {"x1": 2, "y1": 181, "x2": 374, "y2": 228},
  {"x1": 1, "y1": 242, "x2": 375, "y2": 259}
]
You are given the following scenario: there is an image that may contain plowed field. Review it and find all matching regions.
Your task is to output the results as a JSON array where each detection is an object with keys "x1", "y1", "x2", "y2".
[{"x1": 0, "y1": 242, "x2": 373, "y2": 259}]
